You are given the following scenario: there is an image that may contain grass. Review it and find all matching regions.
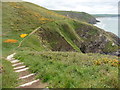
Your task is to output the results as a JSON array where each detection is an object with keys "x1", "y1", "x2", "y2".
[
  {"x1": 2, "y1": 2, "x2": 119, "y2": 55},
  {"x1": 40, "y1": 20, "x2": 82, "y2": 52},
  {"x1": 103, "y1": 41, "x2": 118, "y2": 53},
  {"x1": 2, "y1": 2, "x2": 119, "y2": 88},
  {"x1": 2, "y1": 2, "x2": 81, "y2": 56},
  {"x1": 2, "y1": 59, "x2": 18, "y2": 88},
  {"x1": 15, "y1": 51, "x2": 118, "y2": 88}
]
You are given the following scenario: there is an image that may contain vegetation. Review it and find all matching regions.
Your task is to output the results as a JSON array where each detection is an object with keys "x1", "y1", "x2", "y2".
[
  {"x1": 15, "y1": 51, "x2": 118, "y2": 88},
  {"x1": 3, "y1": 39, "x2": 18, "y2": 43},
  {"x1": 2, "y1": 59, "x2": 18, "y2": 88},
  {"x1": 2, "y1": 2, "x2": 119, "y2": 88},
  {"x1": 103, "y1": 41, "x2": 118, "y2": 53},
  {"x1": 2, "y1": 2, "x2": 119, "y2": 55},
  {"x1": 53, "y1": 10, "x2": 97, "y2": 24}
]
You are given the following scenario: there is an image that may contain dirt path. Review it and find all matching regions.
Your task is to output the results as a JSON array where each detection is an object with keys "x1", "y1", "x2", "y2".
[{"x1": 6, "y1": 53, "x2": 48, "y2": 88}]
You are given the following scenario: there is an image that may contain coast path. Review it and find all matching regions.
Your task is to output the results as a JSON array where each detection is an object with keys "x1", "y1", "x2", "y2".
[{"x1": 6, "y1": 53, "x2": 48, "y2": 88}]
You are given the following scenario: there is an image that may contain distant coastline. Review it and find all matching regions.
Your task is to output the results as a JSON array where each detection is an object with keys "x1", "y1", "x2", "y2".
[
  {"x1": 95, "y1": 17, "x2": 118, "y2": 37},
  {"x1": 93, "y1": 14, "x2": 119, "y2": 17}
]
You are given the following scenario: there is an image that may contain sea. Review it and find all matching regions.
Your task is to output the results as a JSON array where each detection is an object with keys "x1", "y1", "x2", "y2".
[{"x1": 94, "y1": 17, "x2": 119, "y2": 37}]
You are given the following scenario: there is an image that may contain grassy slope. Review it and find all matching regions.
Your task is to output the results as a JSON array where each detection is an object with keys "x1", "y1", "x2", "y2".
[
  {"x1": 2, "y1": 2, "x2": 82, "y2": 56},
  {"x1": 53, "y1": 10, "x2": 97, "y2": 24},
  {"x1": 2, "y1": 59, "x2": 18, "y2": 88},
  {"x1": 2, "y1": 2, "x2": 119, "y2": 55},
  {"x1": 2, "y1": 2, "x2": 119, "y2": 88},
  {"x1": 15, "y1": 51, "x2": 118, "y2": 88}
]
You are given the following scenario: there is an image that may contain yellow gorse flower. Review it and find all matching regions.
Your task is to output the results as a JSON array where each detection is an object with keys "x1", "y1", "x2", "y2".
[
  {"x1": 93, "y1": 58, "x2": 119, "y2": 67},
  {"x1": 20, "y1": 34, "x2": 28, "y2": 38}
]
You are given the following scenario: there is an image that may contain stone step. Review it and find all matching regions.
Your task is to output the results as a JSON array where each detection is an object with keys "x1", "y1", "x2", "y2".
[
  {"x1": 6, "y1": 53, "x2": 16, "y2": 61},
  {"x1": 17, "y1": 69, "x2": 30, "y2": 77},
  {"x1": 15, "y1": 67, "x2": 29, "y2": 73},
  {"x1": 7, "y1": 53, "x2": 47, "y2": 88},
  {"x1": 19, "y1": 73, "x2": 36, "y2": 85},
  {"x1": 17, "y1": 79, "x2": 40, "y2": 88},
  {"x1": 11, "y1": 60, "x2": 20, "y2": 64},
  {"x1": 12, "y1": 62, "x2": 24, "y2": 67},
  {"x1": 14, "y1": 66, "x2": 26, "y2": 70}
]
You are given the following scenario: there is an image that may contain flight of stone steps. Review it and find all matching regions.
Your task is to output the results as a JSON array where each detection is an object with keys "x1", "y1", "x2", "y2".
[{"x1": 6, "y1": 53, "x2": 47, "y2": 88}]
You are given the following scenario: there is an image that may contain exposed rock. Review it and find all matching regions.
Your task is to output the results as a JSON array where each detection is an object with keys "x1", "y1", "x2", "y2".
[
  {"x1": 88, "y1": 19, "x2": 100, "y2": 24},
  {"x1": 105, "y1": 50, "x2": 120, "y2": 57},
  {"x1": 76, "y1": 24, "x2": 120, "y2": 56},
  {"x1": 112, "y1": 43, "x2": 115, "y2": 46}
]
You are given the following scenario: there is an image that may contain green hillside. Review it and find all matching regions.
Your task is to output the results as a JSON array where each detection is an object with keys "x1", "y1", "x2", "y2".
[
  {"x1": 53, "y1": 10, "x2": 99, "y2": 24},
  {"x1": 2, "y1": 2, "x2": 119, "y2": 88},
  {"x1": 2, "y1": 2, "x2": 119, "y2": 55}
]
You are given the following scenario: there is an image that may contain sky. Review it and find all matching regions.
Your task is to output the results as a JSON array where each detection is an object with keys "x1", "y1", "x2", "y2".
[{"x1": 23, "y1": 0, "x2": 119, "y2": 14}]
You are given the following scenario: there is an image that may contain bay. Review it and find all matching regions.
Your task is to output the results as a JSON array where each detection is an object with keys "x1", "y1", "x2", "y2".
[{"x1": 95, "y1": 17, "x2": 119, "y2": 37}]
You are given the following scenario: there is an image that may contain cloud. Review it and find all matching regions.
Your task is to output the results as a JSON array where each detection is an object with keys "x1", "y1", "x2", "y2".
[{"x1": 23, "y1": 0, "x2": 119, "y2": 14}]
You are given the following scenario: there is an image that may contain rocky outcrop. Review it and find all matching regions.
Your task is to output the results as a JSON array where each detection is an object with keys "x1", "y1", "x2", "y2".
[
  {"x1": 76, "y1": 23, "x2": 120, "y2": 56},
  {"x1": 89, "y1": 19, "x2": 100, "y2": 24}
]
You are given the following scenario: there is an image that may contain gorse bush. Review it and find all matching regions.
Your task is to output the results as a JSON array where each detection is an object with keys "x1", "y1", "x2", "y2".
[
  {"x1": 20, "y1": 34, "x2": 28, "y2": 38},
  {"x1": 93, "y1": 58, "x2": 119, "y2": 67},
  {"x1": 3, "y1": 39, "x2": 18, "y2": 43}
]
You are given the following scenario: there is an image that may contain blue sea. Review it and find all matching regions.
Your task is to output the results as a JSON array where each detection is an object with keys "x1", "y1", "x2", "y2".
[{"x1": 95, "y1": 17, "x2": 119, "y2": 37}]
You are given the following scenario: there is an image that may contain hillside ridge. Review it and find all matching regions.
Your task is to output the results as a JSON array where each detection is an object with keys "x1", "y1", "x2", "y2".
[
  {"x1": 2, "y1": 2, "x2": 120, "y2": 56},
  {"x1": 53, "y1": 10, "x2": 100, "y2": 24}
]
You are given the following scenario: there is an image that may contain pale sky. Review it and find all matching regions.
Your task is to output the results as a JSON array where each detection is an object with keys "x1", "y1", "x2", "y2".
[{"x1": 23, "y1": 0, "x2": 119, "y2": 14}]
